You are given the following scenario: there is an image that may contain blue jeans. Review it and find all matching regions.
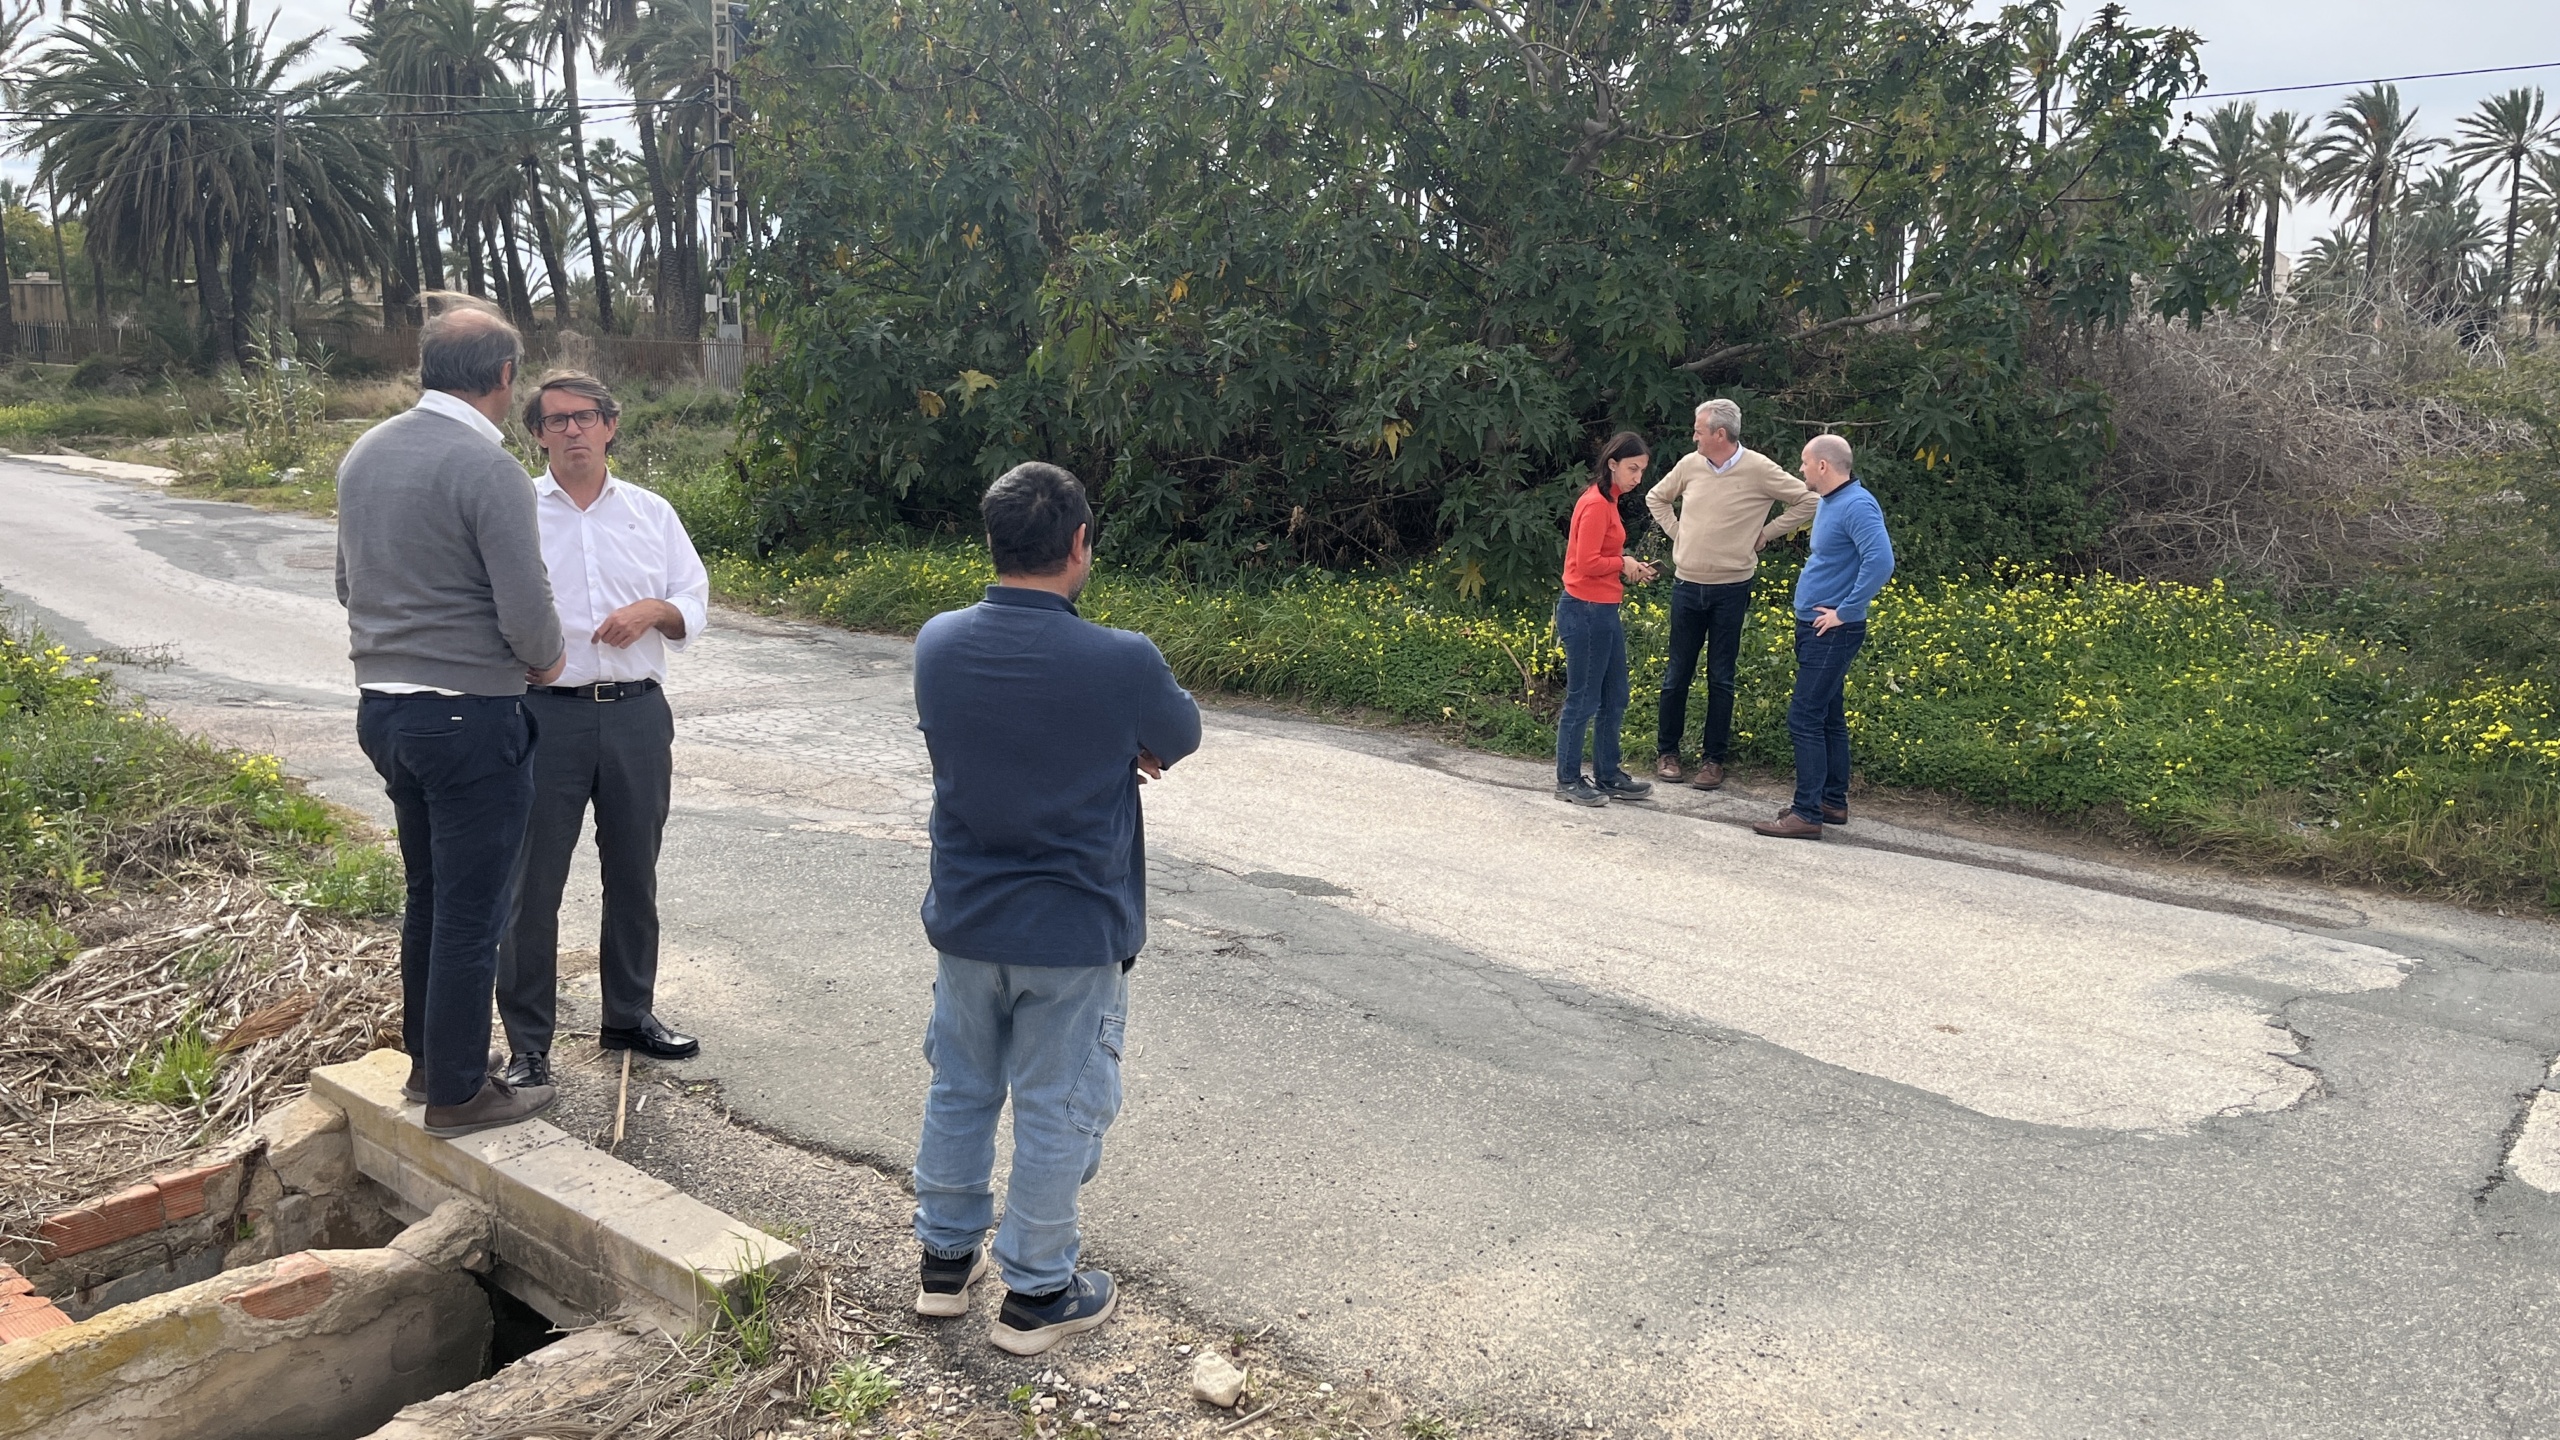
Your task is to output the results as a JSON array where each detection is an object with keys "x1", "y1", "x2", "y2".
[
  {"x1": 1655, "y1": 577, "x2": 1754, "y2": 763},
  {"x1": 1554, "y1": 594, "x2": 1630, "y2": 786},
  {"x1": 913, "y1": 954, "x2": 1129, "y2": 1295},
  {"x1": 1786, "y1": 619, "x2": 1866, "y2": 823},
  {"x1": 356, "y1": 693, "x2": 537, "y2": 1107}
]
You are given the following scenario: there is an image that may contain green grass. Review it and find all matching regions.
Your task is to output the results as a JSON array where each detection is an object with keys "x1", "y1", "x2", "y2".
[
  {"x1": 678, "y1": 473, "x2": 2560, "y2": 910},
  {"x1": 123, "y1": 1019, "x2": 219, "y2": 1107},
  {"x1": 0, "y1": 912, "x2": 78, "y2": 995},
  {"x1": 811, "y1": 1360, "x2": 903, "y2": 1425},
  {"x1": 268, "y1": 843, "x2": 405, "y2": 918}
]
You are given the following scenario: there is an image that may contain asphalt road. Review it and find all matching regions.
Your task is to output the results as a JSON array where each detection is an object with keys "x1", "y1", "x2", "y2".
[{"x1": 9, "y1": 455, "x2": 2560, "y2": 1437}]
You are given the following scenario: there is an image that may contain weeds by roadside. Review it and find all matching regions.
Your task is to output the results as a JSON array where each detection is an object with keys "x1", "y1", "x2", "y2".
[{"x1": 0, "y1": 603, "x2": 405, "y2": 1221}]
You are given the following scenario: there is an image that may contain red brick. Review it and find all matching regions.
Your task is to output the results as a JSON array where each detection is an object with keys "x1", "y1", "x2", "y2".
[
  {"x1": 150, "y1": 1159, "x2": 234, "y2": 1223},
  {"x1": 0, "y1": 1291, "x2": 71, "y2": 1343},
  {"x1": 35, "y1": 1183, "x2": 166, "y2": 1258},
  {"x1": 0, "y1": 1263, "x2": 30, "y2": 1298},
  {"x1": 229, "y1": 1253, "x2": 332, "y2": 1321}
]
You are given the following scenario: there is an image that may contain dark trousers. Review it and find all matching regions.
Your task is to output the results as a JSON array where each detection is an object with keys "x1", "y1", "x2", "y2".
[
  {"x1": 498, "y1": 686, "x2": 675, "y2": 1055},
  {"x1": 356, "y1": 693, "x2": 537, "y2": 1108},
  {"x1": 1654, "y1": 576, "x2": 1754, "y2": 763},
  {"x1": 1554, "y1": 594, "x2": 1631, "y2": 786},
  {"x1": 1786, "y1": 619, "x2": 1867, "y2": 823}
]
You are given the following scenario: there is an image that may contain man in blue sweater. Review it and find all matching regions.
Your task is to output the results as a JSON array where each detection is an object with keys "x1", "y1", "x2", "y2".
[
  {"x1": 908, "y1": 462, "x2": 1202, "y2": 1355},
  {"x1": 1756, "y1": 434, "x2": 1894, "y2": 840}
]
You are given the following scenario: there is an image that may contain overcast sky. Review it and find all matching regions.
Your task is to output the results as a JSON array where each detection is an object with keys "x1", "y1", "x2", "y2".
[{"x1": 3, "y1": 0, "x2": 2551, "y2": 263}]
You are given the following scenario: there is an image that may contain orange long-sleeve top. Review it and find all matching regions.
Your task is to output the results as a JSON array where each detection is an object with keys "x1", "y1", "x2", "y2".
[{"x1": 1562, "y1": 483, "x2": 1627, "y2": 604}]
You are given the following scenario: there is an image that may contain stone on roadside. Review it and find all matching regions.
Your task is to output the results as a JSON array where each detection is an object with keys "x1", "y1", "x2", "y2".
[{"x1": 1190, "y1": 1349, "x2": 1248, "y2": 1408}]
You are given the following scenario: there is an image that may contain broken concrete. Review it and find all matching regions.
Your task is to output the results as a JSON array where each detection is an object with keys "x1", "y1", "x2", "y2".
[
  {"x1": 0, "y1": 1203, "x2": 496, "y2": 1440},
  {"x1": 356, "y1": 1326, "x2": 655, "y2": 1439}
]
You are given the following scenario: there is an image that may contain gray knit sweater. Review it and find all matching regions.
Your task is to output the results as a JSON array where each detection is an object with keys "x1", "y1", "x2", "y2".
[{"x1": 335, "y1": 406, "x2": 564, "y2": 695}]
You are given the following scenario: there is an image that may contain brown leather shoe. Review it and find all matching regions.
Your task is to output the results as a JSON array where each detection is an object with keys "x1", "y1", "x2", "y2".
[
  {"x1": 1821, "y1": 804, "x2": 1849, "y2": 826},
  {"x1": 403, "y1": 1048, "x2": 506, "y2": 1104},
  {"x1": 422, "y1": 1077, "x2": 556, "y2": 1138},
  {"x1": 1654, "y1": 754, "x2": 1685, "y2": 781},
  {"x1": 1690, "y1": 760, "x2": 1726, "y2": 790},
  {"x1": 1751, "y1": 810, "x2": 1824, "y2": 840}
]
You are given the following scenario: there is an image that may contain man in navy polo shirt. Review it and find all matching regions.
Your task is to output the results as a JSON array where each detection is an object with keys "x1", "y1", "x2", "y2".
[{"x1": 906, "y1": 462, "x2": 1202, "y2": 1355}]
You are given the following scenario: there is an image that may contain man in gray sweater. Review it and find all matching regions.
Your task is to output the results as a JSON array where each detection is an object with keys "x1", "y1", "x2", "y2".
[{"x1": 337, "y1": 303, "x2": 567, "y2": 1137}]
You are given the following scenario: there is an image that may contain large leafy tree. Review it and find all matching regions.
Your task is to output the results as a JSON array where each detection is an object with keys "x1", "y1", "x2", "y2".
[
  {"x1": 735, "y1": 0, "x2": 2235, "y2": 591},
  {"x1": 2449, "y1": 87, "x2": 2557, "y2": 308},
  {"x1": 27, "y1": 0, "x2": 388, "y2": 364}
]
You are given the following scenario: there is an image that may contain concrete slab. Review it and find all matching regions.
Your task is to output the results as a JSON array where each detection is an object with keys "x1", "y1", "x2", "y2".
[{"x1": 311, "y1": 1050, "x2": 798, "y2": 1331}]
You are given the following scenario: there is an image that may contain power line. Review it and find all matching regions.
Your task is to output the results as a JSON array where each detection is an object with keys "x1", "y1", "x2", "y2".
[{"x1": 2190, "y1": 60, "x2": 2560, "y2": 102}]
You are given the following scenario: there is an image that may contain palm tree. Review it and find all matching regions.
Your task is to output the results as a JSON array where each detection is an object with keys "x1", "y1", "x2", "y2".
[
  {"x1": 2181, "y1": 101, "x2": 2258, "y2": 235},
  {"x1": 27, "y1": 0, "x2": 389, "y2": 365},
  {"x1": 528, "y1": 0, "x2": 626, "y2": 332},
  {"x1": 0, "y1": 0, "x2": 45, "y2": 355},
  {"x1": 2305, "y1": 84, "x2": 2440, "y2": 289},
  {"x1": 2449, "y1": 87, "x2": 2557, "y2": 308},
  {"x1": 2396, "y1": 164, "x2": 2497, "y2": 321},
  {"x1": 2249, "y1": 109, "x2": 2309, "y2": 300},
  {"x1": 611, "y1": 0, "x2": 711, "y2": 339},
  {"x1": 358, "y1": 0, "x2": 533, "y2": 318}
]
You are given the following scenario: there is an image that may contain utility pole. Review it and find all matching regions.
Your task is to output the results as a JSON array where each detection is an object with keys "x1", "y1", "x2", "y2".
[
  {"x1": 705, "y1": 0, "x2": 744, "y2": 390},
  {"x1": 270, "y1": 103, "x2": 292, "y2": 365}
]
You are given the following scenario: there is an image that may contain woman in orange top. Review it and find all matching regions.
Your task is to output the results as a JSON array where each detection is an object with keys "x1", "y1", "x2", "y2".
[{"x1": 1555, "y1": 431, "x2": 1659, "y2": 806}]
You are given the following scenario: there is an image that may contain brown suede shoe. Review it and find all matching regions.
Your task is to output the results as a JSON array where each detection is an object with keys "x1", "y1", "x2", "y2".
[
  {"x1": 402, "y1": 1048, "x2": 506, "y2": 1105},
  {"x1": 1821, "y1": 803, "x2": 1849, "y2": 826},
  {"x1": 422, "y1": 1077, "x2": 556, "y2": 1138},
  {"x1": 1690, "y1": 760, "x2": 1726, "y2": 790},
  {"x1": 1751, "y1": 810, "x2": 1824, "y2": 840},
  {"x1": 1654, "y1": 754, "x2": 1685, "y2": 781}
]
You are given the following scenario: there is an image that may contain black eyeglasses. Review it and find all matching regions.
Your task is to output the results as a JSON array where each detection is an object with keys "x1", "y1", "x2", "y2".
[{"x1": 537, "y1": 408, "x2": 612, "y2": 434}]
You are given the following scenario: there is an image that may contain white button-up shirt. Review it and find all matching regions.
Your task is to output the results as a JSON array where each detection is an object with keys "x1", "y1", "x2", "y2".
[{"x1": 534, "y1": 469, "x2": 711, "y2": 688}]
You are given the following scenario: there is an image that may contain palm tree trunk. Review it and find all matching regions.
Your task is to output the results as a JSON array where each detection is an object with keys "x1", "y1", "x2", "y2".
[
  {"x1": 194, "y1": 218, "x2": 234, "y2": 367},
  {"x1": 43, "y1": 182, "x2": 70, "y2": 300},
  {"x1": 228, "y1": 230, "x2": 260, "y2": 363},
  {"x1": 456, "y1": 197, "x2": 487, "y2": 298},
  {"x1": 636, "y1": 104, "x2": 678, "y2": 336},
  {"x1": 2259, "y1": 191, "x2": 2281, "y2": 299},
  {"x1": 522, "y1": 159, "x2": 572, "y2": 326},
  {"x1": 494, "y1": 210, "x2": 535, "y2": 329},
  {"x1": 387, "y1": 163, "x2": 422, "y2": 324},
  {"x1": 673, "y1": 129, "x2": 703, "y2": 342},
  {"x1": 0, "y1": 220, "x2": 17, "y2": 360},
  {"x1": 559, "y1": 18, "x2": 617, "y2": 333},
  {"x1": 86, "y1": 224, "x2": 108, "y2": 332},
  {"x1": 2501, "y1": 155, "x2": 2524, "y2": 308},
  {"x1": 409, "y1": 133, "x2": 446, "y2": 293}
]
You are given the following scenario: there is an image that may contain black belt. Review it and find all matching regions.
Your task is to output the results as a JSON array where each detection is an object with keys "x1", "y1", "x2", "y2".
[{"x1": 538, "y1": 678, "x2": 661, "y2": 702}]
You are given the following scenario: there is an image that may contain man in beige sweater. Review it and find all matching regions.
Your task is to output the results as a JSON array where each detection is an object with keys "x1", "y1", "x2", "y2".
[{"x1": 1644, "y1": 398, "x2": 1817, "y2": 788}]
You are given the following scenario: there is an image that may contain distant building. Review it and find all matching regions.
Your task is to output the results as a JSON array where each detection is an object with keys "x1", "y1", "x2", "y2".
[{"x1": 9, "y1": 273, "x2": 68, "y2": 326}]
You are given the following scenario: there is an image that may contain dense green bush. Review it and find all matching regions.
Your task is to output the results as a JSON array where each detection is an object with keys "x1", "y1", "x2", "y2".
[{"x1": 736, "y1": 0, "x2": 2241, "y2": 594}]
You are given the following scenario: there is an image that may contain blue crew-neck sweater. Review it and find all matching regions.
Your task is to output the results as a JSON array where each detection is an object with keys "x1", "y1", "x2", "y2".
[
  {"x1": 1792, "y1": 480, "x2": 1896, "y2": 622},
  {"x1": 913, "y1": 585, "x2": 1203, "y2": 967}
]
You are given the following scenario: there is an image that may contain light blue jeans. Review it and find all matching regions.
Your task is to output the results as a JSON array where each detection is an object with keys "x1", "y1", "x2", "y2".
[{"x1": 912, "y1": 954, "x2": 1129, "y2": 1295}]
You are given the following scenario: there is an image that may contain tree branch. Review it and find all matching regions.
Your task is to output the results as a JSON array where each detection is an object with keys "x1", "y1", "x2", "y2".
[{"x1": 1674, "y1": 292, "x2": 1944, "y2": 375}]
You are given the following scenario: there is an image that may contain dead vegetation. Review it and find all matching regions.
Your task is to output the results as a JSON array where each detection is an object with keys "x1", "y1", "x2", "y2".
[
  {"x1": 0, "y1": 880, "x2": 399, "y2": 1244},
  {"x1": 2078, "y1": 307, "x2": 2525, "y2": 597}
]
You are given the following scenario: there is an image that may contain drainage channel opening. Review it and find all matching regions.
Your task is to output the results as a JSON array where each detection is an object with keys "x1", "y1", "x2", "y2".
[{"x1": 474, "y1": 1270, "x2": 566, "y2": 1374}]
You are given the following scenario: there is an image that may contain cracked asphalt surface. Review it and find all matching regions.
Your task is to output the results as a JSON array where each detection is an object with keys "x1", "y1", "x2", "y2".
[{"x1": 9, "y1": 456, "x2": 2560, "y2": 1436}]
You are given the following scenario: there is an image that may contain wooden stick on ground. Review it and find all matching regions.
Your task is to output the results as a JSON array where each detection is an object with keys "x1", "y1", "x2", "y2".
[{"x1": 612, "y1": 1050, "x2": 633, "y2": 1152}]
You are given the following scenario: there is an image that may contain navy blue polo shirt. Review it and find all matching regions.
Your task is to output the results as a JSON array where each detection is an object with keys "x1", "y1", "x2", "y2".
[{"x1": 913, "y1": 586, "x2": 1203, "y2": 967}]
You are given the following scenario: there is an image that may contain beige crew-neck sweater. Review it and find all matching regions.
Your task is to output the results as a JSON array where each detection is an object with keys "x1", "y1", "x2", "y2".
[{"x1": 1642, "y1": 447, "x2": 1818, "y2": 585}]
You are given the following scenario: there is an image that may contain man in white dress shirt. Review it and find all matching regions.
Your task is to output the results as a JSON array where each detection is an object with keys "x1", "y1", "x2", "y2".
[{"x1": 496, "y1": 371, "x2": 712, "y2": 1087}]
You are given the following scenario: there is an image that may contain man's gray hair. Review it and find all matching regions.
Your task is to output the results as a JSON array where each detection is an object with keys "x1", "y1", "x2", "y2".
[
  {"x1": 1695, "y1": 397, "x2": 1742, "y2": 441},
  {"x1": 1805, "y1": 432, "x2": 1854, "y2": 476},
  {"x1": 418, "y1": 297, "x2": 523, "y2": 395}
]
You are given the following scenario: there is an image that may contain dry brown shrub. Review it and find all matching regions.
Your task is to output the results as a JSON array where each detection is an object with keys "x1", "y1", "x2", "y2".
[{"x1": 2073, "y1": 308, "x2": 2523, "y2": 597}]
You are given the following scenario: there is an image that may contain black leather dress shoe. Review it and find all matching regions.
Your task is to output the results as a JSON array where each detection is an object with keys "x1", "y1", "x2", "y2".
[
  {"x1": 598, "y1": 1014, "x2": 700, "y2": 1060},
  {"x1": 501, "y1": 1050, "x2": 552, "y2": 1088}
]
